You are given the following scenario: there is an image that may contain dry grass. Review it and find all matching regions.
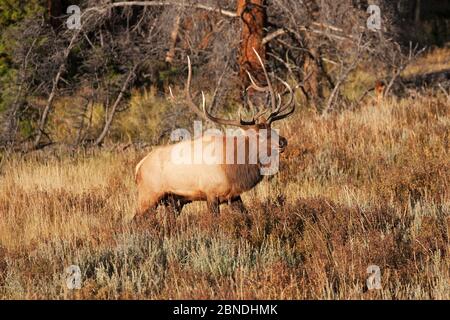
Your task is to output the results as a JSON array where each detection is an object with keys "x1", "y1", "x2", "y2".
[
  {"x1": 0, "y1": 90, "x2": 449, "y2": 300},
  {"x1": 403, "y1": 47, "x2": 450, "y2": 77}
]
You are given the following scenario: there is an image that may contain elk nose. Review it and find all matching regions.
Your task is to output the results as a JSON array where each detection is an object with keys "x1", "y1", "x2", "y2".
[{"x1": 279, "y1": 137, "x2": 288, "y2": 150}]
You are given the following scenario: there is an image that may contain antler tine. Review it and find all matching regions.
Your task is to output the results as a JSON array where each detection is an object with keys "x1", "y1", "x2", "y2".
[
  {"x1": 268, "y1": 77, "x2": 295, "y2": 124},
  {"x1": 244, "y1": 83, "x2": 272, "y2": 123},
  {"x1": 246, "y1": 71, "x2": 268, "y2": 93},
  {"x1": 275, "y1": 93, "x2": 283, "y2": 113},
  {"x1": 245, "y1": 86, "x2": 258, "y2": 119},
  {"x1": 277, "y1": 77, "x2": 294, "y2": 114},
  {"x1": 184, "y1": 56, "x2": 209, "y2": 120},
  {"x1": 266, "y1": 89, "x2": 284, "y2": 120},
  {"x1": 202, "y1": 100, "x2": 251, "y2": 128},
  {"x1": 169, "y1": 86, "x2": 175, "y2": 100},
  {"x1": 246, "y1": 93, "x2": 256, "y2": 113},
  {"x1": 202, "y1": 90, "x2": 254, "y2": 128},
  {"x1": 252, "y1": 48, "x2": 277, "y2": 112},
  {"x1": 248, "y1": 97, "x2": 270, "y2": 123},
  {"x1": 254, "y1": 108, "x2": 269, "y2": 121},
  {"x1": 269, "y1": 102, "x2": 295, "y2": 123},
  {"x1": 265, "y1": 89, "x2": 285, "y2": 122},
  {"x1": 180, "y1": 56, "x2": 256, "y2": 128}
]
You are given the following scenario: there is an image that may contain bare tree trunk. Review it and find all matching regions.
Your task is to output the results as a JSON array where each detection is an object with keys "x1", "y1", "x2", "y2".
[
  {"x1": 237, "y1": 0, "x2": 266, "y2": 89},
  {"x1": 94, "y1": 65, "x2": 137, "y2": 146},
  {"x1": 47, "y1": 0, "x2": 63, "y2": 30},
  {"x1": 414, "y1": 0, "x2": 421, "y2": 24},
  {"x1": 303, "y1": 38, "x2": 323, "y2": 106},
  {"x1": 47, "y1": 0, "x2": 74, "y2": 32},
  {"x1": 302, "y1": 0, "x2": 323, "y2": 108}
]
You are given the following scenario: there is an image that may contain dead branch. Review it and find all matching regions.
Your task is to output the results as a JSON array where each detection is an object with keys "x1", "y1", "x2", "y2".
[
  {"x1": 2, "y1": 37, "x2": 39, "y2": 146},
  {"x1": 94, "y1": 65, "x2": 138, "y2": 146},
  {"x1": 263, "y1": 23, "x2": 356, "y2": 45},
  {"x1": 324, "y1": 37, "x2": 368, "y2": 114},
  {"x1": 83, "y1": 1, "x2": 237, "y2": 18},
  {"x1": 85, "y1": 2, "x2": 354, "y2": 46},
  {"x1": 33, "y1": 31, "x2": 81, "y2": 149},
  {"x1": 384, "y1": 43, "x2": 426, "y2": 98}
]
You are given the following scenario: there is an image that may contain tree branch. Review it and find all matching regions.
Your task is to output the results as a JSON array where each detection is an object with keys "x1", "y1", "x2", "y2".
[
  {"x1": 33, "y1": 31, "x2": 81, "y2": 149},
  {"x1": 94, "y1": 65, "x2": 138, "y2": 146},
  {"x1": 83, "y1": 1, "x2": 238, "y2": 18},
  {"x1": 262, "y1": 25, "x2": 355, "y2": 45}
]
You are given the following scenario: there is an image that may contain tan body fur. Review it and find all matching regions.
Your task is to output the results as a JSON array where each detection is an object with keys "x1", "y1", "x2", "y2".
[{"x1": 135, "y1": 134, "x2": 264, "y2": 216}]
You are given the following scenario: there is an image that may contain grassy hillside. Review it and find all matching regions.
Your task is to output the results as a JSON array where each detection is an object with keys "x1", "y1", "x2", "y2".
[{"x1": 0, "y1": 85, "x2": 448, "y2": 298}]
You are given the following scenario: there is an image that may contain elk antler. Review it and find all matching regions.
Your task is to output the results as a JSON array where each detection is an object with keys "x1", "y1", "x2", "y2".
[
  {"x1": 175, "y1": 56, "x2": 294, "y2": 127},
  {"x1": 268, "y1": 76, "x2": 295, "y2": 123},
  {"x1": 246, "y1": 48, "x2": 295, "y2": 124},
  {"x1": 183, "y1": 57, "x2": 256, "y2": 128},
  {"x1": 184, "y1": 56, "x2": 210, "y2": 121}
]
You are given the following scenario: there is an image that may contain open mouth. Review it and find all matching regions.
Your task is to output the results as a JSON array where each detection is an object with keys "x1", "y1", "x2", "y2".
[{"x1": 278, "y1": 146, "x2": 286, "y2": 153}]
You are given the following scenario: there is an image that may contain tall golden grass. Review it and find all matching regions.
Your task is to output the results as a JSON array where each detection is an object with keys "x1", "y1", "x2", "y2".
[{"x1": 0, "y1": 90, "x2": 448, "y2": 299}]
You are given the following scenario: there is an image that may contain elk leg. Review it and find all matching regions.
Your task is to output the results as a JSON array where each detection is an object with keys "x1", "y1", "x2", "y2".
[
  {"x1": 135, "y1": 201, "x2": 158, "y2": 220},
  {"x1": 207, "y1": 197, "x2": 220, "y2": 215},
  {"x1": 135, "y1": 192, "x2": 160, "y2": 220},
  {"x1": 174, "y1": 200, "x2": 191, "y2": 214},
  {"x1": 230, "y1": 196, "x2": 248, "y2": 214},
  {"x1": 164, "y1": 195, "x2": 188, "y2": 215}
]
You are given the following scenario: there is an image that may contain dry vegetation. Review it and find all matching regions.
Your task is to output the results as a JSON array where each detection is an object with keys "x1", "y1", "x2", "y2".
[
  {"x1": 0, "y1": 0, "x2": 449, "y2": 301},
  {"x1": 0, "y1": 80, "x2": 448, "y2": 299}
]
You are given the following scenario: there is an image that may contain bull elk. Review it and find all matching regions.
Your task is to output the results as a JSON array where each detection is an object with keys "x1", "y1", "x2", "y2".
[{"x1": 134, "y1": 54, "x2": 295, "y2": 218}]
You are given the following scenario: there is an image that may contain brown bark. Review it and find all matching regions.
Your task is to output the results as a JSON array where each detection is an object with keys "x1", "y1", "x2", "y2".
[
  {"x1": 303, "y1": 36, "x2": 323, "y2": 105},
  {"x1": 237, "y1": 0, "x2": 266, "y2": 89},
  {"x1": 302, "y1": 0, "x2": 323, "y2": 107},
  {"x1": 47, "y1": 0, "x2": 63, "y2": 30}
]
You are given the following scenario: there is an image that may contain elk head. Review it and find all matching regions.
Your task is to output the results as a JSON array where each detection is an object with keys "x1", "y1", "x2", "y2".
[{"x1": 177, "y1": 50, "x2": 295, "y2": 168}]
